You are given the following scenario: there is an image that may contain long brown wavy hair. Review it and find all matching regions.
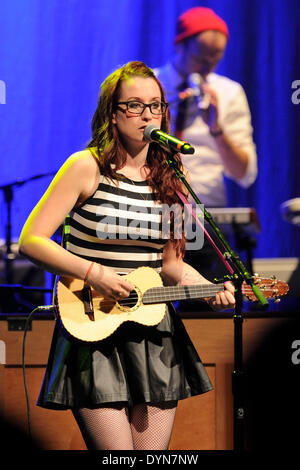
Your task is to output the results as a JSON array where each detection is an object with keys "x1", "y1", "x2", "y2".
[{"x1": 86, "y1": 61, "x2": 187, "y2": 256}]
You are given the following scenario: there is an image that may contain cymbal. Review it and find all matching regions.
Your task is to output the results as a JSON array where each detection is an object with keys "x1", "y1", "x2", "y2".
[{"x1": 280, "y1": 198, "x2": 300, "y2": 226}]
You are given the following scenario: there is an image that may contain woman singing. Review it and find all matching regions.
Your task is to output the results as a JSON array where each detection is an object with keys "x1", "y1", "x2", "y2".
[{"x1": 19, "y1": 61, "x2": 235, "y2": 450}]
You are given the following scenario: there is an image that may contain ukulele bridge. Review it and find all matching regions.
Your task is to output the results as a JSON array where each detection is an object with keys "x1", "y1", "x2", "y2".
[{"x1": 82, "y1": 284, "x2": 95, "y2": 321}]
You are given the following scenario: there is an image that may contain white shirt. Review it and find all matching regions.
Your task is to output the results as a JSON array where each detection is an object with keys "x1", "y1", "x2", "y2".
[{"x1": 155, "y1": 63, "x2": 258, "y2": 207}]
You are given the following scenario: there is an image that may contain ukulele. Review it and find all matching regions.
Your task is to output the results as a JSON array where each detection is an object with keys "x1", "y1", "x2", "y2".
[{"x1": 55, "y1": 266, "x2": 289, "y2": 342}]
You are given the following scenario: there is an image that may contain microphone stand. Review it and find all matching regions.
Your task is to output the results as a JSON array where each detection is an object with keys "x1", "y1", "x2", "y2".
[
  {"x1": 164, "y1": 150, "x2": 268, "y2": 451},
  {"x1": 0, "y1": 172, "x2": 56, "y2": 311}
]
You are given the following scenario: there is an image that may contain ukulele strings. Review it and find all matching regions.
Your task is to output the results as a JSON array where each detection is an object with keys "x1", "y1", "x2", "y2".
[
  {"x1": 92, "y1": 284, "x2": 227, "y2": 308},
  {"x1": 91, "y1": 283, "x2": 276, "y2": 308}
]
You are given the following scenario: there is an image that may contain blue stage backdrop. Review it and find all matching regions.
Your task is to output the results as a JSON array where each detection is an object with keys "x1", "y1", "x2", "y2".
[{"x1": 0, "y1": 0, "x2": 300, "y2": 260}]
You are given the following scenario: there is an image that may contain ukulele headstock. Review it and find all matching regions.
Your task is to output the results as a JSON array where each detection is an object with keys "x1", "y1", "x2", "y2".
[{"x1": 242, "y1": 275, "x2": 289, "y2": 302}]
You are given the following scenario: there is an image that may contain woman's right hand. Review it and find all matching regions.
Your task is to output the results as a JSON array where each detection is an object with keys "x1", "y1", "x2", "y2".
[{"x1": 86, "y1": 263, "x2": 134, "y2": 300}]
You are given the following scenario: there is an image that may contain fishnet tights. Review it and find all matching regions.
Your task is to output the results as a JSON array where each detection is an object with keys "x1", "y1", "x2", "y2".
[{"x1": 72, "y1": 401, "x2": 177, "y2": 450}]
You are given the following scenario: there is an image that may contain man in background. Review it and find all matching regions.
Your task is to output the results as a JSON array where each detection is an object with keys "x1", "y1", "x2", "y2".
[{"x1": 155, "y1": 7, "x2": 258, "y2": 282}]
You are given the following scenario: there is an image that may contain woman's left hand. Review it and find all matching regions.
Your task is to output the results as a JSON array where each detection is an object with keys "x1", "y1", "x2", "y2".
[{"x1": 209, "y1": 281, "x2": 236, "y2": 310}]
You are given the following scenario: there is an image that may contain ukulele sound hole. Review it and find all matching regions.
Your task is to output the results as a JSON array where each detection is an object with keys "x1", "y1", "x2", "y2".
[{"x1": 118, "y1": 288, "x2": 140, "y2": 311}]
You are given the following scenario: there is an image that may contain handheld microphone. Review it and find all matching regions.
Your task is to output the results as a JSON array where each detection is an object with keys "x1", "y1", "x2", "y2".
[
  {"x1": 144, "y1": 125, "x2": 195, "y2": 155},
  {"x1": 178, "y1": 73, "x2": 210, "y2": 110},
  {"x1": 179, "y1": 73, "x2": 202, "y2": 101}
]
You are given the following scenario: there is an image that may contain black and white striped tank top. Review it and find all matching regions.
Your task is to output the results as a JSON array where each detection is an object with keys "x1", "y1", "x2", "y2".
[{"x1": 64, "y1": 174, "x2": 169, "y2": 274}]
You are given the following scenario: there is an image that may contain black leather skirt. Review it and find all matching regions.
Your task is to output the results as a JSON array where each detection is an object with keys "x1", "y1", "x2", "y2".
[{"x1": 37, "y1": 305, "x2": 213, "y2": 409}]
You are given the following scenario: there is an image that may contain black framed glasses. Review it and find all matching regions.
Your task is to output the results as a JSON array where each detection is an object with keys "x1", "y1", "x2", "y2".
[{"x1": 117, "y1": 100, "x2": 168, "y2": 115}]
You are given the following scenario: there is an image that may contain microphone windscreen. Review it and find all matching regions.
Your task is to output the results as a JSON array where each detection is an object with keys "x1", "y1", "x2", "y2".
[
  {"x1": 187, "y1": 73, "x2": 203, "y2": 88},
  {"x1": 143, "y1": 124, "x2": 160, "y2": 142}
]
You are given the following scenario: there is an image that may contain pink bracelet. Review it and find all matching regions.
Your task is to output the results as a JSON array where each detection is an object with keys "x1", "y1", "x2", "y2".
[{"x1": 84, "y1": 262, "x2": 95, "y2": 283}]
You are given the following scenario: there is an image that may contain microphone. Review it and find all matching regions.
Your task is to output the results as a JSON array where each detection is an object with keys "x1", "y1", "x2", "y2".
[
  {"x1": 144, "y1": 125, "x2": 195, "y2": 155},
  {"x1": 179, "y1": 73, "x2": 202, "y2": 100},
  {"x1": 178, "y1": 73, "x2": 210, "y2": 110}
]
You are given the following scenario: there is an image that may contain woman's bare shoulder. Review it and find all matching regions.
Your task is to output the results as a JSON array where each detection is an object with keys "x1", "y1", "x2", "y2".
[
  {"x1": 60, "y1": 149, "x2": 100, "y2": 202},
  {"x1": 64, "y1": 149, "x2": 100, "y2": 173}
]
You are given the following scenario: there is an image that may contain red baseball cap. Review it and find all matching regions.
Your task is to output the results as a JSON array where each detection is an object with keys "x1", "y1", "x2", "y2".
[{"x1": 175, "y1": 7, "x2": 229, "y2": 44}]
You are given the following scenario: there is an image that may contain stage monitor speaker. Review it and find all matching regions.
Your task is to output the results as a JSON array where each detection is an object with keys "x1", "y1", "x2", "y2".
[{"x1": 0, "y1": 258, "x2": 45, "y2": 313}]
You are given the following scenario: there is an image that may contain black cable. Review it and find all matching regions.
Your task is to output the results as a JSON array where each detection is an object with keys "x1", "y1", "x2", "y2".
[
  {"x1": 22, "y1": 307, "x2": 39, "y2": 439},
  {"x1": 22, "y1": 305, "x2": 53, "y2": 440}
]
